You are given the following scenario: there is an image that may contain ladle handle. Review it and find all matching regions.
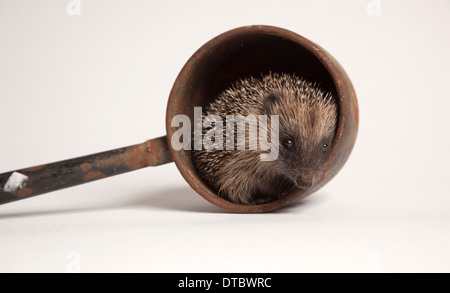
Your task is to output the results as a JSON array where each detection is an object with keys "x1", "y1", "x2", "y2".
[{"x1": 0, "y1": 136, "x2": 172, "y2": 205}]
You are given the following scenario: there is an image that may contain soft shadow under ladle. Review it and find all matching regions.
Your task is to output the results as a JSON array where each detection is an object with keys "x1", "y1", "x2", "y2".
[{"x1": 0, "y1": 26, "x2": 359, "y2": 213}]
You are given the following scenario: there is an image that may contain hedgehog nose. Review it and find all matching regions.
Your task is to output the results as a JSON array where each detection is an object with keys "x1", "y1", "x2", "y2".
[{"x1": 296, "y1": 176, "x2": 313, "y2": 190}]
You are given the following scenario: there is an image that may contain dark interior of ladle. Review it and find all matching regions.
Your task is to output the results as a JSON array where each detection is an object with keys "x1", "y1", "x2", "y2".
[
  {"x1": 180, "y1": 30, "x2": 337, "y2": 114},
  {"x1": 167, "y1": 26, "x2": 357, "y2": 213}
]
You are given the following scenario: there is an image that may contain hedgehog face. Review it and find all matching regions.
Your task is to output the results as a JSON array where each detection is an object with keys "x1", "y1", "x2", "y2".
[{"x1": 264, "y1": 89, "x2": 338, "y2": 190}]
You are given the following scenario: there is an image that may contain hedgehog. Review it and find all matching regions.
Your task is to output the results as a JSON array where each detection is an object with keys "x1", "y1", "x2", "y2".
[{"x1": 192, "y1": 72, "x2": 338, "y2": 204}]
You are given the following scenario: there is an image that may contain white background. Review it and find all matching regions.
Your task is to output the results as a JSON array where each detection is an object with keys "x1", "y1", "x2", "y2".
[{"x1": 0, "y1": 0, "x2": 449, "y2": 273}]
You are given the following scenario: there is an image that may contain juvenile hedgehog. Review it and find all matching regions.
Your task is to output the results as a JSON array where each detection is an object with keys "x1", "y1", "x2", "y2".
[{"x1": 193, "y1": 72, "x2": 338, "y2": 204}]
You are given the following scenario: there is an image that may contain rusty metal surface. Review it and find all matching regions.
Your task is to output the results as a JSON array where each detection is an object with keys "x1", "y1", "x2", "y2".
[
  {"x1": 0, "y1": 136, "x2": 172, "y2": 205},
  {"x1": 166, "y1": 25, "x2": 359, "y2": 213}
]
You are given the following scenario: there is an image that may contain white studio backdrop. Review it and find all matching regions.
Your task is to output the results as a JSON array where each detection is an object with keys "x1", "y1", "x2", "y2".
[{"x1": 0, "y1": 0, "x2": 449, "y2": 273}]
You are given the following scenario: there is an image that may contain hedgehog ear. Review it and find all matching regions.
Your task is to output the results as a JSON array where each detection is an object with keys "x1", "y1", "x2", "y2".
[{"x1": 264, "y1": 91, "x2": 283, "y2": 114}]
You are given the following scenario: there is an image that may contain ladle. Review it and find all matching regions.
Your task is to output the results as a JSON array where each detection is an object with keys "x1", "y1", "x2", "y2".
[{"x1": 0, "y1": 25, "x2": 359, "y2": 213}]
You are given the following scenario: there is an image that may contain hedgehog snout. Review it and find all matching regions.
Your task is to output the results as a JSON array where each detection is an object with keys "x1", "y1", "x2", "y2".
[{"x1": 295, "y1": 174, "x2": 314, "y2": 190}]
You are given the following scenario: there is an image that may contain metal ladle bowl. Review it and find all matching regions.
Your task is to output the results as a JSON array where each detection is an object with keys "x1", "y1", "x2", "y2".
[{"x1": 0, "y1": 26, "x2": 358, "y2": 213}]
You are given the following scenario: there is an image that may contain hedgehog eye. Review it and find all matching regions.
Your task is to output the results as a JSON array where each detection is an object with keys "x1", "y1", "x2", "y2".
[
  {"x1": 284, "y1": 139, "x2": 294, "y2": 150},
  {"x1": 322, "y1": 143, "x2": 329, "y2": 153}
]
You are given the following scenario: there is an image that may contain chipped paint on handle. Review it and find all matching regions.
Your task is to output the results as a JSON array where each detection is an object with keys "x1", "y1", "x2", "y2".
[{"x1": 3, "y1": 172, "x2": 29, "y2": 193}]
